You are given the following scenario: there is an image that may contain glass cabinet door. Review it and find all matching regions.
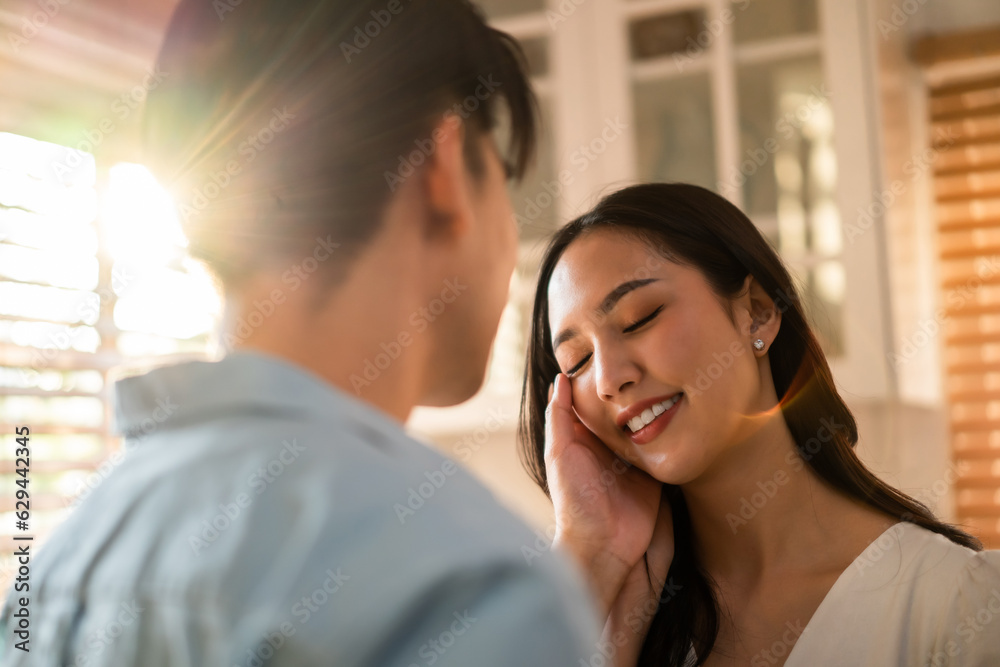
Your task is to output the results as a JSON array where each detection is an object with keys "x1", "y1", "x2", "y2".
[{"x1": 622, "y1": 0, "x2": 847, "y2": 357}]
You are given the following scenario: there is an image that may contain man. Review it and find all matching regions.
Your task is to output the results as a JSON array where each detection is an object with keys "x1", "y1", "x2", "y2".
[{"x1": 0, "y1": 1, "x2": 599, "y2": 664}]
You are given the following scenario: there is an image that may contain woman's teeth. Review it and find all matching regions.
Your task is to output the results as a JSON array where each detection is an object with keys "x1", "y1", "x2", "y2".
[{"x1": 626, "y1": 393, "x2": 683, "y2": 433}]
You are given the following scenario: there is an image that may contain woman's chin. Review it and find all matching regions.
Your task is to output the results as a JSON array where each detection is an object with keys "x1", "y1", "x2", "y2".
[
  {"x1": 603, "y1": 429, "x2": 703, "y2": 484},
  {"x1": 634, "y1": 443, "x2": 705, "y2": 485}
]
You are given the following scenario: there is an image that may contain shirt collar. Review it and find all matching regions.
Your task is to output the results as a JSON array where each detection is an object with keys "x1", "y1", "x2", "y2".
[{"x1": 112, "y1": 349, "x2": 404, "y2": 440}]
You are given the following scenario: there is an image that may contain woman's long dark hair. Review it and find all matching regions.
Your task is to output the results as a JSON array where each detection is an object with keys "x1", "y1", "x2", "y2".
[{"x1": 517, "y1": 183, "x2": 982, "y2": 666}]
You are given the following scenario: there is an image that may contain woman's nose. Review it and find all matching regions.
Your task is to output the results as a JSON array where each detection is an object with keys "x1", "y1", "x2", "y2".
[{"x1": 594, "y1": 347, "x2": 640, "y2": 401}]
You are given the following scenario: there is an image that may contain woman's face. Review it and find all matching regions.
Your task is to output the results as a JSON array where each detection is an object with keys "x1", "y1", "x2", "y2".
[{"x1": 546, "y1": 228, "x2": 771, "y2": 484}]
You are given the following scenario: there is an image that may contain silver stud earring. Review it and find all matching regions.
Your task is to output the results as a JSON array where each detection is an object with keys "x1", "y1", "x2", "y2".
[{"x1": 753, "y1": 338, "x2": 765, "y2": 351}]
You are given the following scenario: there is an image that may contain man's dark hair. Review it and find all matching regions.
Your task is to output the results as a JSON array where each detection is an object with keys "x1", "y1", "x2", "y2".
[{"x1": 143, "y1": 0, "x2": 538, "y2": 289}]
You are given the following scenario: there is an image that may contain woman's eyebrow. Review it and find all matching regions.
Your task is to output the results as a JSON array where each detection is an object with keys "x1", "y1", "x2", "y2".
[
  {"x1": 596, "y1": 278, "x2": 660, "y2": 317},
  {"x1": 552, "y1": 278, "x2": 661, "y2": 350}
]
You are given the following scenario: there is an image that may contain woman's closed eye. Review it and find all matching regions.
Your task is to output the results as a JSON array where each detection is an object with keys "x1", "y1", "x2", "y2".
[
  {"x1": 565, "y1": 354, "x2": 591, "y2": 377},
  {"x1": 623, "y1": 304, "x2": 664, "y2": 333},
  {"x1": 562, "y1": 305, "x2": 664, "y2": 377}
]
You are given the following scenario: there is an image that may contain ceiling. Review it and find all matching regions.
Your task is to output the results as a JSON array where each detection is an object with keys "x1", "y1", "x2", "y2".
[{"x1": 0, "y1": 0, "x2": 180, "y2": 166}]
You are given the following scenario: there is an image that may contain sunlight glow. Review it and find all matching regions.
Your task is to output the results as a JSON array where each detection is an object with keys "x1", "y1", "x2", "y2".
[
  {"x1": 104, "y1": 163, "x2": 188, "y2": 267},
  {"x1": 103, "y1": 163, "x2": 220, "y2": 341}
]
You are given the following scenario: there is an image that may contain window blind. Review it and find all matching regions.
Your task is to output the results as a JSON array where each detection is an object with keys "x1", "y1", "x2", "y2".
[{"x1": 931, "y1": 72, "x2": 1000, "y2": 549}]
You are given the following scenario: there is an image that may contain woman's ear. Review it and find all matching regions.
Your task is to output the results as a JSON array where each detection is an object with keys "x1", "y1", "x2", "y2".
[{"x1": 740, "y1": 274, "x2": 781, "y2": 354}]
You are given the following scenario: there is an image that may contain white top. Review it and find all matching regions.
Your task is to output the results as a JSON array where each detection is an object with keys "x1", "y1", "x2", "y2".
[
  {"x1": 787, "y1": 521, "x2": 1000, "y2": 665},
  {"x1": 688, "y1": 521, "x2": 1000, "y2": 666}
]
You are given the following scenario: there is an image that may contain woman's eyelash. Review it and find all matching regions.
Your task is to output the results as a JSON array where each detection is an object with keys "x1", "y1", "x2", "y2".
[
  {"x1": 564, "y1": 305, "x2": 664, "y2": 376},
  {"x1": 566, "y1": 354, "x2": 591, "y2": 377},
  {"x1": 623, "y1": 305, "x2": 664, "y2": 333}
]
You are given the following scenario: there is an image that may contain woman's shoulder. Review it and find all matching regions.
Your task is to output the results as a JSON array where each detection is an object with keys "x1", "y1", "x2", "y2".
[
  {"x1": 801, "y1": 521, "x2": 1000, "y2": 665},
  {"x1": 849, "y1": 520, "x2": 971, "y2": 581},
  {"x1": 884, "y1": 521, "x2": 998, "y2": 588},
  {"x1": 895, "y1": 523, "x2": 1000, "y2": 663},
  {"x1": 845, "y1": 520, "x2": 1000, "y2": 618}
]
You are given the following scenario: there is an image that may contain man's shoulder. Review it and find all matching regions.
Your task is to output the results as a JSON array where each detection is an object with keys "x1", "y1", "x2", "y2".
[
  {"x1": 270, "y1": 415, "x2": 551, "y2": 573},
  {"x1": 9, "y1": 404, "x2": 598, "y2": 665},
  {"x1": 237, "y1": 414, "x2": 583, "y2": 612}
]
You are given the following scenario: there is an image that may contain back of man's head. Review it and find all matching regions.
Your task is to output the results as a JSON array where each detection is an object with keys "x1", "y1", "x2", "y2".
[{"x1": 143, "y1": 0, "x2": 537, "y2": 291}]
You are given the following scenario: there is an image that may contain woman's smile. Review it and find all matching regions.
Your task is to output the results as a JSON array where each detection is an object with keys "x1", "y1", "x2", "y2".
[{"x1": 617, "y1": 390, "x2": 685, "y2": 445}]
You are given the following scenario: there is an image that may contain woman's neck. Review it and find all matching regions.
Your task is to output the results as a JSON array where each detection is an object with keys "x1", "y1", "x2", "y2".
[{"x1": 679, "y1": 410, "x2": 895, "y2": 586}]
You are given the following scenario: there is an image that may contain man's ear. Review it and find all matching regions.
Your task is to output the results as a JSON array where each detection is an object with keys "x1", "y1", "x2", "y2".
[
  {"x1": 419, "y1": 113, "x2": 474, "y2": 241},
  {"x1": 739, "y1": 274, "x2": 781, "y2": 353}
]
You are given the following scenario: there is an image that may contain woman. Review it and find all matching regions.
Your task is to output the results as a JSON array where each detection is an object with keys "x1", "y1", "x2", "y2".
[{"x1": 518, "y1": 183, "x2": 1000, "y2": 666}]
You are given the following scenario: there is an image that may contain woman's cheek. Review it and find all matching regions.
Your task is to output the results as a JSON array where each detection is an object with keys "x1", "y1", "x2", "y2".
[
  {"x1": 574, "y1": 404, "x2": 608, "y2": 442},
  {"x1": 571, "y1": 388, "x2": 619, "y2": 447}
]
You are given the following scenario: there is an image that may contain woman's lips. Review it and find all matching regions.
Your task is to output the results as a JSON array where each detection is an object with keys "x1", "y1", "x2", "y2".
[{"x1": 627, "y1": 393, "x2": 683, "y2": 445}]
